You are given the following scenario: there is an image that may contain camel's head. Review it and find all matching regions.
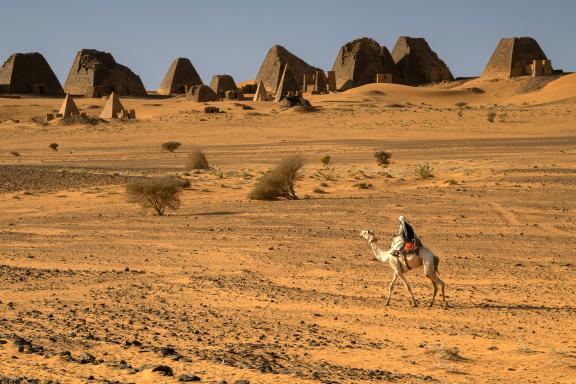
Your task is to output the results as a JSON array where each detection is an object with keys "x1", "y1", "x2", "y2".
[{"x1": 360, "y1": 230, "x2": 376, "y2": 242}]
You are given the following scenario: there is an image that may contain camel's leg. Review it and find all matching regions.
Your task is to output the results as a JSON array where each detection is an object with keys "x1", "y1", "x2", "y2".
[
  {"x1": 386, "y1": 272, "x2": 398, "y2": 306},
  {"x1": 428, "y1": 276, "x2": 438, "y2": 307},
  {"x1": 431, "y1": 274, "x2": 447, "y2": 309},
  {"x1": 397, "y1": 271, "x2": 417, "y2": 307}
]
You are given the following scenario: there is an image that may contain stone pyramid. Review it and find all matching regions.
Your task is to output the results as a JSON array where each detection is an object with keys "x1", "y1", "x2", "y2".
[
  {"x1": 64, "y1": 49, "x2": 147, "y2": 97},
  {"x1": 99, "y1": 92, "x2": 125, "y2": 119},
  {"x1": 0, "y1": 52, "x2": 64, "y2": 96},
  {"x1": 482, "y1": 37, "x2": 550, "y2": 78},
  {"x1": 331, "y1": 37, "x2": 400, "y2": 91},
  {"x1": 274, "y1": 64, "x2": 299, "y2": 102},
  {"x1": 158, "y1": 58, "x2": 203, "y2": 95},
  {"x1": 255, "y1": 45, "x2": 322, "y2": 94},
  {"x1": 209, "y1": 75, "x2": 237, "y2": 98},
  {"x1": 59, "y1": 94, "x2": 80, "y2": 117},
  {"x1": 187, "y1": 84, "x2": 218, "y2": 102},
  {"x1": 253, "y1": 80, "x2": 268, "y2": 101},
  {"x1": 391, "y1": 37, "x2": 453, "y2": 86}
]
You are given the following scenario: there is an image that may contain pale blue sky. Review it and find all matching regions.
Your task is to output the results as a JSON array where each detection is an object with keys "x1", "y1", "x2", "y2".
[{"x1": 1, "y1": 0, "x2": 573, "y2": 89}]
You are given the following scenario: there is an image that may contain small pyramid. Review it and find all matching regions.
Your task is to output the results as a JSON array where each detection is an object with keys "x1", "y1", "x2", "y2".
[
  {"x1": 274, "y1": 64, "x2": 298, "y2": 102},
  {"x1": 253, "y1": 80, "x2": 268, "y2": 101},
  {"x1": 58, "y1": 93, "x2": 80, "y2": 117},
  {"x1": 99, "y1": 92, "x2": 125, "y2": 119},
  {"x1": 158, "y1": 58, "x2": 203, "y2": 95}
]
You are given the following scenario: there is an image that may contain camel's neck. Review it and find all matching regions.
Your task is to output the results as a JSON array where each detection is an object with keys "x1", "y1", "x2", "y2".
[{"x1": 369, "y1": 240, "x2": 388, "y2": 262}]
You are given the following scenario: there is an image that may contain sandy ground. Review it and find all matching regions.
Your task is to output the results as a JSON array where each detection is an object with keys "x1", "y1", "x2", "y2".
[{"x1": 0, "y1": 75, "x2": 575, "y2": 383}]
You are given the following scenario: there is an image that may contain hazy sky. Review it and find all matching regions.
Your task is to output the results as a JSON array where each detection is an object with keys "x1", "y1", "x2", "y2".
[{"x1": 1, "y1": 0, "x2": 574, "y2": 89}]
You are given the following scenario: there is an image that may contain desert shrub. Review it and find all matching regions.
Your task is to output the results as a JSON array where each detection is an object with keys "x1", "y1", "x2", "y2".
[
  {"x1": 10, "y1": 151, "x2": 20, "y2": 157},
  {"x1": 49, "y1": 143, "x2": 59, "y2": 151},
  {"x1": 315, "y1": 169, "x2": 338, "y2": 181},
  {"x1": 185, "y1": 149, "x2": 210, "y2": 170},
  {"x1": 320, "y1": 154, "x2": 331, "y2": 166},
  {"x1": 126, "y1": 176, "x2": 183, "y2": 215},
  {"x1": 415, "y1": 163, "x2": 433, "y2": 179},
  {"x1": 487, "y1": 111, "x2": 497, "y2": 123},
  {"x1": 354, "y1": 182, "x2": 373, "y2": 189},
  {"x1": 436, "y1": 346, "x2": 463, "y2": 361},
  {"x1": 373, "y1": 150, "x2": 392, "y2": 167},
  {"x1": 249, "y1": 155, "x2": 304, "y2": 200},
  {"x1": 161, "y1": 141, "x2": 181, "y2": 152}
]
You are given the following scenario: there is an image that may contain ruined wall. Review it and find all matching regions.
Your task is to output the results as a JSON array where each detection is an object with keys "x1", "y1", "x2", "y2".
[
  {"x1": 64, "y1": 49, "x2": 147, "y2": 97},
  {"x1": 391, "y1": 37, "x2": 453, "y2": 86},
  {"x1": 0, "y1": 53, "x2": 63, "y2": 95}
]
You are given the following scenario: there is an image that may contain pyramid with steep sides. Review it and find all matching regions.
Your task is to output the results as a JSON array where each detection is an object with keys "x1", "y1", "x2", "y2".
[
  {"x1": 391, "y1": 37, "x2": 453, "y2": 86},
  {"x1": 253, "y1": 80, "x2": 268, "y2": 101},
  {"x1": 255, "y1": 45, "x2": 322, "y2": 94},
  {"x1": 158, "y1": 58, "x2": 203, "y2": 95},
  {"x1": 0, "y1": 52, "x2": 64, "y2": 95},
  {"x1": 59, "y1": 94, "x2": 80, "y2": 117},
  {"x1": 64, "y1": 49, "x2": 147, "y2": 97},
  {"x1": 482, "y1": 37, "x2": 550, "y2": 78},
  {"x1": 99, "y1": 92, "x2": 126, "y2": 118},
  {"x1": 331, "y1": 37, "x2": 400, "y2": 91}
]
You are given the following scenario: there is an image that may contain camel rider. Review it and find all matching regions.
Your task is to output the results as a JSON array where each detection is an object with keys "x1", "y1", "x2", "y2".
[{"x1": 392, "y1": 216, "x2": 416, "y2": 255}]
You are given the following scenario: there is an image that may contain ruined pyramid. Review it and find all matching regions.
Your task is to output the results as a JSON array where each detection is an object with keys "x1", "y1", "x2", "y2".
[
  {"x1": 64, "y1": 49, "x2": 147, "y2": 97},
  {"x1": 482, "y1": 37, "x2": 551, "y2": 78},
  {"x1": 255, "y1": 45, "x2": 322, "y2": 94},
  {"x1": 158, "y1": 58, "x2": 203, "y2": 95},
  {"x1": 274, "y1": 64, "x2": 299, "y2": 102},
  {"x1": 209, "y1": 75, "x2": 237, "y2": 98},
  {"x1": 58, "y1": 94, "x2": 80, "y2": 117},
  {"x1": 187, "y1": 84, "x2": 219, "y2": 102},
  {"x1": 0, "y1": 52, "x2": 63, "y2": 95},
  {"x1": 391, "y1": 37, "x2": 453, "y2": 86},
  {"x1": 331, "y1": 37, "x2": 400, "y2": 91},
  {"x1": 99, "y1": 92, "x2": 126, "y2": 119}
]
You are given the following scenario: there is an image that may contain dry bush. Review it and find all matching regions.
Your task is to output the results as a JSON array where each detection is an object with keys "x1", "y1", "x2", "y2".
[
  {"x1": 161, "y1": 141, "x2": 181, "y2": 152},
  {"x1": 436, "y1": 346, "x2": 464, "y2": 361},
  {"x1": 10, "y1": 151, "x2": 20, "y2": 157},
  {"x1": 185, "y1": 149, "x2": 210, "y2": 170},
  {"x1": 415, "y1": 163, "x2": 434, "y2": 179},
  {"x1": 320, "y1": 154, "x2": 331, "y2": 166},
  {"x1": 126, "y1": 176, "x2": 183, "y2": 216},
  {"x1": 49, "y1": 143, "x2": 59, "y2": 151},
  {"x1": 487, "y1": 111, "x2": 497, "y2": 123},
  {"x1": 249, "y1": 155, "x2": 304, "y2": 200},
  {"x1": 373, "y1": 150, "x2": 392, "y2": 167},
  {"x1": 354, "y1": 182, "x2": 373, "y2": 189}
]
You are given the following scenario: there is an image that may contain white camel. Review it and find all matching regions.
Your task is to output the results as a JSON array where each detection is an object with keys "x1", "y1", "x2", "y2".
[{"x1": 360, "y1": 230, "x2": 447, "y2": 308}]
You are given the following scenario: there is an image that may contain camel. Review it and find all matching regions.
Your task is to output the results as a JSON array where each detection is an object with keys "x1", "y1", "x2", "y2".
[{"x1": 360, "y1": 230, "x2": 447, "y2": 309}]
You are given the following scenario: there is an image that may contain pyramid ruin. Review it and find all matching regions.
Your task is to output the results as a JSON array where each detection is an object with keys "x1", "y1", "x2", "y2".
[
  {"x1": 187, "y1": 84, "x2": 219, "y2": 102},
  {"x1": 99, "y1": 92, "x2": 133, "y2": 119},
  {"x1": 331, "y1": 37, "x2": 400, "y2": 91},
  {"x1": 59, "y1": 94, "x2": 80, "y2": 117},
  {"x1": 157, "y1": 58, "x2": 203, "y2": 95},
  {"x1": 209, "y1": 75, "x2": 237, "y2": 98},
  {"x1": 64, "y1": 49, "x2": 147, "y2": 98},
  {"x1": 391, "y1": 37, "x2": 453, "y2": 86},
  {"x1": 274, "y1": 64, "x2": 300, "y2": 102},
  {"x1": 482, "y1": 37, "x2": 552, "y2": 78},
  {"x1": 253, "y1": 80, "x2": 268, "y2": 101},
  {"x1": 0, "y1": 52, "x2": 63, "y2": 96},
  {"x1": 255, "y1": 45, "x2": 322, "y2": 94}
]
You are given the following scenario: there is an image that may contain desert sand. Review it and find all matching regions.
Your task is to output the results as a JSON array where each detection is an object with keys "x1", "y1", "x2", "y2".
[{"x1": 1, "y1": 75, "x2": 575, "y2": 383}]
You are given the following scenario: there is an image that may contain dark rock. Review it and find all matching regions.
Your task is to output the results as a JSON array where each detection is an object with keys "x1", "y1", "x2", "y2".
[
  {"x1": 151, "y1": 365, "x2": 173, "y2": 376},
  {"x1": 178, "y1": 374, "x2": 201, "y2": 382}
]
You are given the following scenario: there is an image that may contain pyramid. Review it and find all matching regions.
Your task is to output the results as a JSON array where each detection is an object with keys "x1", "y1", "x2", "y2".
[
  {"x1": 0, "y1": 52, "x2": 64, "y2": 95},
  {"x1": 255, "y1": 45, "x2": 322, "y2": 94},
  {"x1": 253, "y1": 80, "x2": 268, "y2": 101},
  {"x1": 331, "y1": 37, "x2": 400, "y2": 91},
  {"x1": 64, "y1": 49, "x2": 147, "y2": 97},
  {"x1": 482, "y1": 37, "x2": 550, "y2": 78},
  {"x1": 274, "y1": 64, "x2": 299, "y2": 102},
  {"x1": 187, "y1": 84, "x2": 219, "y2": 102},
  {"x1": 99, "y1": 92, "x2": 126, "y2": 119},
  {"x1": 59, "y1": 94, "x2": 80, "y2": 117},
  {"x1": 209, "y1": 75, "x2": 237, "y2": 98},
  {"x1": 391, "y1": 37, "x2": 453, "y2": 86},
  {"x1": 158, "y1": 58, "x2": 203, "y2": 95}
]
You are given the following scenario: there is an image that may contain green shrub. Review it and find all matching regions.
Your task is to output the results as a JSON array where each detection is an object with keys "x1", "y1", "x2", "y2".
[
  {"x1": 249, "y1": 155, "x2": 304, "y2": 200},
  {"x1": 126, "y1": 176, "x2": 183, "y2": 215}
]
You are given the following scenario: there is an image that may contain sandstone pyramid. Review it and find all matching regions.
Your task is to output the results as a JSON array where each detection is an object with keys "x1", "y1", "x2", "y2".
[
  {"x1": 253, "y1": 80, "x2": 268, "y2": 101},
  {"x1": 0, "y1": 52, "x2": 64, "y2": 95},
  {"x1": 99, "y1": 92, "x2": 126, "y2": 118},
  {"x1": 210, "y1": 75, "x2": 237, "y2": 98},
  {"x1": 331, "y1": 37, "x2": 400, "y2": 91},
  {"x1": 482, "y1": 37, "x2": 550, "y2": 78},
  {"x1": 64, "y1": 49, "x2": 147, "y2": 97},
  {"x1": 187, "y1": 84, "x2": 218, "y2": 102},
  {"x1": 274, "y1": 64, "x2": 299, "y2": 102},
  {"x1": 58, "y1": 94, "x2": 80, "y2": 117},
  {"x1": 391, "y1": 37, "x2": 453, "y2": 86},
  {"x1": 157, "y1": 58, "x2": 203, "y2": 95},
  {"x1": 255, "y1": 45, "x2": 322, "y2": 94}
]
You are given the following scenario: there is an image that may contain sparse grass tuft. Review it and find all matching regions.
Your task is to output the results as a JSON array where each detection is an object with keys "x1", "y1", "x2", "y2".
[
  {"x1": 185, "y1": 149, "x2": 210, "y2": 170},
  {"x1": 320, "y1": 154, "x2": 331, "y2": 166},
  {"x1": 415, "y1": 163, "x2": 434, "y2": 179},
  {"x1": 487, "y1": 111, "x2": 497, "y2": 123},
  {"x1": 249, "y1": 155, "x2": 304, "y2": 200},
  {"x1": 161, "y1": 141, "x2": 181, "y2": 152}
]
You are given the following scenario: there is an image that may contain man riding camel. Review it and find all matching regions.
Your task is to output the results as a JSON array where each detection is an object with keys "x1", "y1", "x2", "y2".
[{"x1": 392, "y1": 215, "x2": 417, "y2": 256}]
